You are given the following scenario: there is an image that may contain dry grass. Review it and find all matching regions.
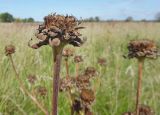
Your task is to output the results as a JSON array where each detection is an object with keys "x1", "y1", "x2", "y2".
[{"x1": 0, "y1": 22, "x2": 160, "y2": 115}]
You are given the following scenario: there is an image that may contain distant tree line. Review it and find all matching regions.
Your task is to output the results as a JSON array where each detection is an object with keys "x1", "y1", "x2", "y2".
[
  {"x1": 0, "y1": 12, "x2": 35, "y2": 23},
  {"x1": 1, "y1": 12, "x2": 160, "y2": 23},
  {"x1": 83, "y1": 16, "x2": 100, "y2": 22},
  {"x1": 83, "y1": 12, "x2": 160, "y2": 22}
]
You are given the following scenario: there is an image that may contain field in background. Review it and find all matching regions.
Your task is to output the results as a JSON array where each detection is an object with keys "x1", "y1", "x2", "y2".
[{"x1": 0, "y1": 22, "x2": 160, "y2": 115}]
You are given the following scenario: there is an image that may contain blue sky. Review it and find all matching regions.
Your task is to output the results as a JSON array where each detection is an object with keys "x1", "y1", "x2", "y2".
[{"x1": 0, "y1": 0, "x2": 160, "y2": 21}]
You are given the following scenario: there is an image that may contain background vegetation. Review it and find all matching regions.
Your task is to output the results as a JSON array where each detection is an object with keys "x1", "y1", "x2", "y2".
[{"x1": 0, "y1": 22, "x2": 160, "y2": 115}]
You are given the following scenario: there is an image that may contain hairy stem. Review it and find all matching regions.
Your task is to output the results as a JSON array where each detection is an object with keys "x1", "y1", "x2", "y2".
[
  {"x1": 52, "y1": 46, "x2": 63, "y2": 115},
  {"x1": 8, "y1": 55, "x2": 49, "y2": 115},
  {"x1": 136, "y1": 58, "x2": 144, "y2": 115}
]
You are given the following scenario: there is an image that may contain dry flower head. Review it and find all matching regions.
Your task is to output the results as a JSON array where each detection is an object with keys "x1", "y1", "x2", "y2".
[
  {"x1": 27, "y1": 74, "x2": 37, "y2": 84},
  {"x1": 5, "y1": 45, "x2": 15, "y2": 56},
  {"x1": 74, "y1": 55, "x2": 83, "y2": 63},
  {"x1": 29, "y1": 13, "x2": 85, "y2": 49},
  {"x1": 98, "y1": 58, "x2": 107, "y2": 66},
  {"x1": 62, "y1": 48, "x2": 74, "y2": 57},
  {"x1": 127, "y1": 39, "x2": 158, "y2": 59},
  {"x1": 36, "y1": 86, "x2": 47, "y2": 97}
]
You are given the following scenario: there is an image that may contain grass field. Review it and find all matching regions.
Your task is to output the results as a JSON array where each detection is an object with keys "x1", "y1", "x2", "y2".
[{"x1": 0, "y1": 22, "x2": 160, "y2": 115}]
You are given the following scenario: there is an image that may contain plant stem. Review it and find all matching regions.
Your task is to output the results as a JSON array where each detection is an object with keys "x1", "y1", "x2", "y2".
[
  {"x1": 8, "y1": 55, "x2": 49, "y2": 115},
  {"x1": 52, "y1": 46, "x2": 63, "y2": 115},
  {"x1": 75, "y1": 63, "x2": 79, "y2": 78},
  {"x1": 65, "y1": 58, "x2": 69, "y2": 79},
  {"x1": 136, "y1": 58, "x2": 144, "y2": 115}
]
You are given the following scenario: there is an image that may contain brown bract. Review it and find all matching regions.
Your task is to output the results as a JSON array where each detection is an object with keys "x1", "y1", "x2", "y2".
[
  {"x1": 5, "y1": 45, "x2": 15, "y2": 56},
  {"x1": 127, "y1": 39, "x2": 158, "y2": 59},
  {"x1": 29, "y1": 13, "x2": 85, "y2": 49}
]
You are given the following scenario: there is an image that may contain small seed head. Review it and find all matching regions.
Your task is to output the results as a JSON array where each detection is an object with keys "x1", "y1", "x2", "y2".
[
  {"x1": 5, "y1": 45, "x2": 15, "y2": 56},
  {"x1": 127, "y1": 39, "x2": 158, "y2": 59},
  {"x1": 98, "y1": 58, "x2": 107, "y2": 66},
  {"x1": 62, "y1": 48, "x2": 74, "y2": 57},
  {"x1": 27, "y1": 74, "x2": 37, "y2": 84},
  {"x1": 80, "y1": 89, "x2": 95, "y2": 103},
  {"x1": 74, "y1": 55, "x2": 83, "y2": 63},
  {"x1": 36, "y1": 86, "x2": 47, "y2": 97}
]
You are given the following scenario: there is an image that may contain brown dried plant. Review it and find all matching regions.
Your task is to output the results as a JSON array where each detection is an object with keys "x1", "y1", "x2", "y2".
[
  {"x1": 124, "y1": 39, "x2": 159, "y2": 115},
  {"x1": 5, "y1": 45, "x2": 49, "y2": 115},
  {"x1": 60, "y1": 55, "x2": 99, "y2": 115},
  {"x1": 28, "y1": 13, "x2": 85, "y2": 115}
]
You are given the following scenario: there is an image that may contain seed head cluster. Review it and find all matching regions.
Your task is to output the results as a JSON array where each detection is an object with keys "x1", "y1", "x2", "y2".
[
  {"x1": 30, "y1": 13, "x2": 85, "y2": 49},
  {"x1": 59, "y1": 64, "x2": 98, "y2": 113},
  {"x1": 5, "y1": 45, "x2": 15, "y2": 56},
  {"x1": 127, "y1": 39, "x2": 158, "y2": 59}
]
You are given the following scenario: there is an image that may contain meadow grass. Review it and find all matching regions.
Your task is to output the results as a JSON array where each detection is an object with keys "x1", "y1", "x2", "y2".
[{"x1": 0, "y1": 22, "x2": 160, "y2": 115}]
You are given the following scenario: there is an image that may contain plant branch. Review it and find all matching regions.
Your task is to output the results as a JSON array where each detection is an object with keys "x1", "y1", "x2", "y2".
[{"x1": 8, "y1": 55, "x2": 49, "y2": 115}]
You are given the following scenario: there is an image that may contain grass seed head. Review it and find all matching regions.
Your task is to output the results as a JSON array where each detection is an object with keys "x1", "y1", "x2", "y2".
[
  {"x1": 5, "y1": 45, "x2": 15, "y2": 56},
  {"x1": 127, "y1": 39, "x2": 158, "y2": 59}
]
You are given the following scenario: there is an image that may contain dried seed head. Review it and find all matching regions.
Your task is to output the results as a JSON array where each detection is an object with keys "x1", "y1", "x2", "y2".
[
  {"x1": 74, "y1": 55, "x2": 83, "y2": 63},
  {"x1": 36, "y1": 86, "x2": 47, "y2": 97},
  {"x1": 30, "y1": 13, "x2": 85, "y2": 49},
  {"x1": 49, "y1": 38, "x2": 61, "y2": 47},
  {"x1": 98, "y1": 58, "x2": 107, "y2": 66},
  {"x1": 127, "y1": 39, "x2": 158, "y2": 59},
  {"x1": 27, "y1": 74, "x2": 37, "y2": 84},
  {"x1": 62, "y1": 48, "x2": 74, "y2": 57},
  {"x1": 59, "y1": 77, "x2": 76, "y2": 92},
  {"x1": 84, "y1": 67, "x2": 98, "y2": 78},
  {"x1": 76, "y1": 75, "x2": 90, "y2": 90},
  {"x1": 139, "y1": 105, "x2": 154, "y2": 115},
  {"x1": 5, "y1": 45, "x2": 15, "y2": 56},
  {"x1": 80, "y1": 89, "x2": 95, "y2": 104}
]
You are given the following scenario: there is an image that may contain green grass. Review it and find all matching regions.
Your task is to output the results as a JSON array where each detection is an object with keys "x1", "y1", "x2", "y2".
[{"x1": 0, "y1": 22, "x2": 160, "y2": 115}]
